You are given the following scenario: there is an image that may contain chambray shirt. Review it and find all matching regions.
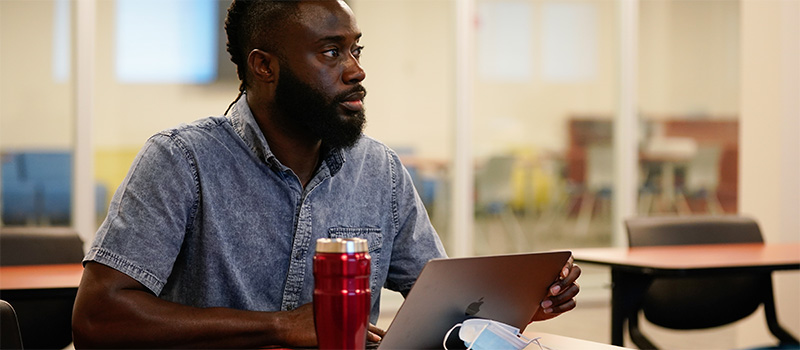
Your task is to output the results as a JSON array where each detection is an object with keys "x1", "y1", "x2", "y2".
[{"x1": 85, "y1": 96, "x2": 446, "y2": 323}]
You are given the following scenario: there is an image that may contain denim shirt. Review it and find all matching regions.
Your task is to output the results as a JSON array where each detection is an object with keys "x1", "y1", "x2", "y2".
[{"x1": 85, "y1": 96, "x2": 447, "y2": 323}]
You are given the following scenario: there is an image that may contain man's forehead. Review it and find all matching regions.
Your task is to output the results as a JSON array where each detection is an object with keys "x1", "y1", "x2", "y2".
[{"x1": 292, "y1": 0, "x2": 361, "y2": 40}]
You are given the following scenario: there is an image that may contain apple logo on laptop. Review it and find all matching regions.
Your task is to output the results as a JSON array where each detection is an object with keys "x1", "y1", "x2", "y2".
[{"x1": 465, "y1": 297, "x2": 484, "y2": 316}]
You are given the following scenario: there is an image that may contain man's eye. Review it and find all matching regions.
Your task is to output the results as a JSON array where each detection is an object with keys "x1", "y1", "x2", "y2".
[
  {"x1": 353, "y1": 45, "x2": 364, "y2": 59},
  {"x1": 322, "y1": 48, "x2": 339, "y2": 58}
]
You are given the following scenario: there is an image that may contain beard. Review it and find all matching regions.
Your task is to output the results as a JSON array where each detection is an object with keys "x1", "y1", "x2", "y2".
[{"x1": 273, "y1": 65, "x2": 367, "y2": 150}]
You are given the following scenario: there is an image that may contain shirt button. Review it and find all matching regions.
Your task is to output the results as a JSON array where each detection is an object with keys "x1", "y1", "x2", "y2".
[{"x1": 294, "y1": 252, "x2": 302, "y2": 259}]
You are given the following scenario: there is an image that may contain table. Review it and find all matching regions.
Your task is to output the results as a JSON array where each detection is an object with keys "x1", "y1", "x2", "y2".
[
  {"x1": 639, "y1": 136, "x2": 698, "y2": 214},
  {"x1": 0, "y1": 263, "x2": 84, "y2": 292},
  {"x1": 0, "y1": 263, "x2": 84, "y2": 349},
  {"x1": 521, "y1": 331, "x2": 632, "y2": 350},
  {"x1": 572, "y1": 243, "x2": 800, "y2": 347},
  {"x1": 267, "y1": 332, "x2": 632, "y2": 350}
]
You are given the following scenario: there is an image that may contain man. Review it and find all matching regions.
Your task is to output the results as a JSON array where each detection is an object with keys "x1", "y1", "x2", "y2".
[{"x1": 72, "y1": 1, "x2": 581, "y2": 348}]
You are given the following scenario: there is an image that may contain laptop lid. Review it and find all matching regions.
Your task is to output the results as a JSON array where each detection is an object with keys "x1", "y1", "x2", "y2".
[{"x1": 378, "y1": 250, "x2": 572, "y2": 349}]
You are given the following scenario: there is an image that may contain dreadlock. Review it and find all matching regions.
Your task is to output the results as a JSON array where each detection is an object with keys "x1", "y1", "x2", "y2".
[{"x1": 224, "y1": 0, "x2": 300, "y2": 114}]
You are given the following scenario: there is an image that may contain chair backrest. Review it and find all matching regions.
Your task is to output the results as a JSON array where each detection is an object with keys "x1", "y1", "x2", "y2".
[
  {"x1": 625, "y1": 215, "x2": 766, "y2": 330},
  {"x1": 585, "y1": 145, "x2": 613, "y2": 191},
  {"x1": 0, "y1": 300, "x2": 24, "y2": 350},
  {"x1": 475, "y1": 155, "x2": 516, "y2": 211},
  {"x1": 626, "y1": 215, "x2": 763, "y2": 247},
  {"x1": 685, "y1": 146, "x2": 722, "y2": 191},
  {"x1": 0, "y1": 227, "x2": 84, "y2": 266}
]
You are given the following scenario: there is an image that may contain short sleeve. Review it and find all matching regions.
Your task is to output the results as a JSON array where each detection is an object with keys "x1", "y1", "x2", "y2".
[{"x1": 84, "y1": 133, "x2": 199, "y2": 295}]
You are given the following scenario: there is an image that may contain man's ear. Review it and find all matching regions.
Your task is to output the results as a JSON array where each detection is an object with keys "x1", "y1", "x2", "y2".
[{"x1": 247, "y1": 49, "x2": 278, "y2": 84}]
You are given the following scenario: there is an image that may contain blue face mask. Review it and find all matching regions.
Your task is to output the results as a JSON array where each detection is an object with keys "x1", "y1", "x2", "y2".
[{"x1": 443, "y1": 319, "x2": 534, "y2": 350}]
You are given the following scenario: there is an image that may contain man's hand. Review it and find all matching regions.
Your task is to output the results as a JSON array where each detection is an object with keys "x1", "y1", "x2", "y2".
[
  {"x1": 285, "y1": 307, "x2": 385, "y2": 346},
  {"x1": 531, "y1": 257, "x2": 581, "y2": 322},
  {"x1": 368, "y1": 324, "x2": 387, "y2": 343}
]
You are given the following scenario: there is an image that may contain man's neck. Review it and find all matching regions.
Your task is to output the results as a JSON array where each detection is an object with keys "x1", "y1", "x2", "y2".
[
  {"x1": 268, "y1": 134, "x2": 322, "y2": 188},
  {"x1": 247, "y1": 94, "x2": 322, "y2": 188}
]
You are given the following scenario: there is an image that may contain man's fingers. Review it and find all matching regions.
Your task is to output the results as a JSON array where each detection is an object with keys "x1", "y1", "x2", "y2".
[
  {"x1": 367, "y1": 332, "x2": 380, "y2": 342},
  {"x1": 551, "y1": 283, "x2": 580, "y2": 305},
  {"x1": 550, "y1": 297, "x2": 577, "y2": 314},
  {"x1": 550, "y1": 264, "x2": 581, "y2": 296},
  {"x1": 541, "y1": 283, "x2": 580, "y2": 313},
  {"x1": 564, "y1": 263, "x2": 581, "y2": 285},
  {"x1": 368, "y1": 324, "x2": 386, "y2": 342},
  {"x1": 561, "y1": 257, "x2": 574, "y2": 279}
]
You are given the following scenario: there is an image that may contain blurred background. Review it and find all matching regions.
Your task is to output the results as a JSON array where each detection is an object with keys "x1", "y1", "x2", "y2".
[{"x1": 1, "y1": 0, "x2": 797, "y2": 349}]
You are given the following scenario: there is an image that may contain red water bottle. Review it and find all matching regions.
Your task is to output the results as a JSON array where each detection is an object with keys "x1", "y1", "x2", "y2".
[{"x1": 313, "y1": 238, "x2": 371, "y2": 350}]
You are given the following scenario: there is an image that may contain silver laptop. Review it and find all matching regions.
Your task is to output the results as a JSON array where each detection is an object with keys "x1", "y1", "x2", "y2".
[{"x1": 378, "y1": 250, "x2": 572, "y2": 349}]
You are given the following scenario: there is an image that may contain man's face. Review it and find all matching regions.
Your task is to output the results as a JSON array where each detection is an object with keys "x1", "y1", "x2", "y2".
[{"x1": 273, "y1": 1, "x2": 367, "y2": 150}]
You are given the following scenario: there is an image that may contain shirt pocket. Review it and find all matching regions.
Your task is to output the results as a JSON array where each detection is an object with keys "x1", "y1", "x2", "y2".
[{"x1": 328, "y1": 227, "x2": 383, "y2": 294}]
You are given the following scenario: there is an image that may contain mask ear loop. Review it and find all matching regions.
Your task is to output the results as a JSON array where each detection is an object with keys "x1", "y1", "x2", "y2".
[
  {"x1": 442, "y1": 322, "x2": 490, "y2": 350},
  {"x1": 442, "y1": 323, "x2": 461, "y2": 350},
  {"x1": 512, "y1": 332, "x2": 539, "y2": 350},
  {"x1": 529, "y1": 337, "x2": 554, "y2": 350}
]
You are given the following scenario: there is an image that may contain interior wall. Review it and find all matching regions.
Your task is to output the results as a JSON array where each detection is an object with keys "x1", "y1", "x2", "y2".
[
  {"x1": 639, "y1": 0, "x2": 740, "y2": 118},
  {"x1": 472, "y1": 0, "x2": 618, "y2": 157},
  {"x1": 0, "y1": 0, "x2": 74, "y2": 150},
  {"x1": 739, "y1": 0, "x2": 800, "y2": 344},
  {"x1": 92, "y1": 0, "x2": 239, "y2": 150},
  {"x1": 350, "y1": 0, "x2": 455, "y2": 160}
]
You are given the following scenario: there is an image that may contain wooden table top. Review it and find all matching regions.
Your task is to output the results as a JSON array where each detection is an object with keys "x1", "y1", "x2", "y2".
[
  {"x1": 521, "y1": 331, "x2": 631, "y2": 349},
  {"x1": 0, "y1": 263, "x2": 84, "y2": 290},
  {"x1": 572, "y1": 242, "x2": 800, "y2": 272}
]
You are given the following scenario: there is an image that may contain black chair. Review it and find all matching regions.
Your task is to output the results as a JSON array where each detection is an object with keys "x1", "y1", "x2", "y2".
[
  {"x1": 0, "y1": 227, "x2": 84, "y2": 349},
  {"x1": 624, "y1": 215, "x2": 799, "y2": 349},
  {"x1": 0, "y1": 300, "x2": 24, "y2": 349}
]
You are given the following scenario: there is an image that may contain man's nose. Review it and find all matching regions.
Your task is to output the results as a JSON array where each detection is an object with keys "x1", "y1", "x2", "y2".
[{"x1": 342, "y1": 55, "x2": 366, "y2": 84}]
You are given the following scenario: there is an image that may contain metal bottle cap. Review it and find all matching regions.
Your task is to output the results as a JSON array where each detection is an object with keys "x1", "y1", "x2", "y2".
[{"x1": 316, "y1": 238, "x2": 369, "y2": 253}]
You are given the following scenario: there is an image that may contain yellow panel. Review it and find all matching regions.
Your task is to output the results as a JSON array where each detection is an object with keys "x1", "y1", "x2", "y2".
[{"x1": 94, "y1": 148, "x2": 140, "y2": 204}]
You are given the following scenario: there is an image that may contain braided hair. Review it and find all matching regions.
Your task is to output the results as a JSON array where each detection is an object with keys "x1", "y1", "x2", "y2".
[{"x1": 224, "y1": 0, "x2": 300, "y2": 114}]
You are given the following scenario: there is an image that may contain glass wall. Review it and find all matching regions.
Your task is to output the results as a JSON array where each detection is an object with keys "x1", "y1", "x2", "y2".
[
  {"x1": 1, "y1": 0, "x2": 77, "y2": 227},
  {"x1": 637, "y1": 0, "x2": 740, "y2": 217},
  {"x1": 472, "y1": 0, "x2": 619, "y2": 254},
  {"x1": 469, "y1": 0, "x2": 742, "y2": 256}
]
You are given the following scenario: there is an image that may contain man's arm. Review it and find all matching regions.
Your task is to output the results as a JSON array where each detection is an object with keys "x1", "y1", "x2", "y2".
[{"x1": 72, "y1": 262, "x2": 316, "y2": 349}]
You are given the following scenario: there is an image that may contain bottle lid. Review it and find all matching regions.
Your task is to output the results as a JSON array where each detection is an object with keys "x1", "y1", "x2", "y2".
[{"x1": 316, "y1": 238, "x2": 369, "y2": 253}]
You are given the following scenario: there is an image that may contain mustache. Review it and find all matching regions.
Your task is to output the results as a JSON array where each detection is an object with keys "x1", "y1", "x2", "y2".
[{"x1": 335, "y1": 85, "x2": 367, "y2": 102}]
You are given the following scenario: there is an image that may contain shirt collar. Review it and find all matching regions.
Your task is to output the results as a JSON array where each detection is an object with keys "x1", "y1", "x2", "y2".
[{"x1": 227, "y1": 93, "x2": 346, "y2": 175}]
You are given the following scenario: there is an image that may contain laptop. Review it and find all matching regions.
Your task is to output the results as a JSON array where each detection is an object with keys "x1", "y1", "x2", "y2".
[{"x1": 377, "y1": 250, "x2": 572, "y2": 349}]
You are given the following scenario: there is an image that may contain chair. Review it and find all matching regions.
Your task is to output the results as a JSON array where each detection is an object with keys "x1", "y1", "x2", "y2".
[
  {"x1": 1, "y1": 154, "x2": 36, "y2": 225},
  {"x1": 2, "y1": 150, "x2": 110, "y2": 226},
  {"x1": 0, "y1": 227, "x2": 85, "y2": 266},
  {"x1": 474, "y1": 155, "x2": 528, "y2": 253},
  {"x1": 676, "y1": 146, "x2": 724, "y2": 214},
  {"x1": 575, "y1": 145, "x2": 613, "y2": 236},
  {"x1": 0, "y1": 227, "x2": 84, "y2": 349},
  {"x1": 624, "y1": 215, "x2": 799, "y2": 349},
  {"x1": 0, "y1": 300, "x2": 24, "y2": 349}
]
